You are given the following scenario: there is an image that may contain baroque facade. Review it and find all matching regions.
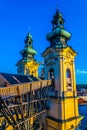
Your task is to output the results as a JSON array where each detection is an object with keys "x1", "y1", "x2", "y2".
[
  {"x1": 0, "y1": 9, "x2": 83, "y2": 130},
  {"x1": 42, "y1": 9, "x2": 83, "y2": 130},
  {"x1": 16, "y1": 33, "x2": 39, "y2": 77}
]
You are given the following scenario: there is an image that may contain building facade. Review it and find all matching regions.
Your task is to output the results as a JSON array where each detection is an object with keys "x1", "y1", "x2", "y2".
[
  {"x1": 42, "y1": 9, "x2": 83, "y2": 130},
  {"x1": 0, "y1": 9, "x2": 84, "y2": 130},
  {"x1": 16, "y1": 33, "x2": 39, "y2": 77}
]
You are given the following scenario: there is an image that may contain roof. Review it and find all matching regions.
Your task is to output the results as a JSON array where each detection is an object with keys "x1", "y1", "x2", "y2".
[
  {"x1": 20, "y1": 47, "x2": 37, "y2": 55},
  {"x1": 0, "y1": 72, "x2": 39, "y2": 87},
  {"x1": 46, "y1": 27, "x2": 71, "y2": 41}
]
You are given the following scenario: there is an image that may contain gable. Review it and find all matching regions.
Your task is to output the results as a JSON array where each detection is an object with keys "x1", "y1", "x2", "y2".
[
  {"x1": 59, "y1": 47, "x2": 77, "y2": 60},
  {"x1": 42, "y1": 48, "x2": 55, "y2": 57}
]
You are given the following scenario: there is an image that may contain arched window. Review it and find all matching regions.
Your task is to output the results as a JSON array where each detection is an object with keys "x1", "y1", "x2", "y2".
[
  {"x1": 66, "y1": 68, "x2": 72, "y2": 91},
  {"x1": 66, "y1": 69, "x2": 71, "y2": 78},
  {"x1": 48, "y1": 68, "x2": 54, "y2": 79}
]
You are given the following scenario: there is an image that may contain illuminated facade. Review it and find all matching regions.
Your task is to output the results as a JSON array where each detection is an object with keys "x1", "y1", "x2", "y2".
[
  {"x1": 42, "y1": 9, "x2": 83, "y2": 130},
  {"x1": 16, "y1": 33, "x2": 39, "y2": 77},
  {"x1": 0, "y1": 9, "x2": 83, "y2": 130}
]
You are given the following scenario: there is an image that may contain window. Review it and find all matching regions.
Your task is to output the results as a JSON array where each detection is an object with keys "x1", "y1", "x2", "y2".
[
  {"x1": 60, "y1": 21, "x2": 63, "y2": 25},
  {"x1": 66, "y1": 68, "x2": 72, "y2": 91},
  {"x1": 48, "y1": 68, "x2": 54, "y2": 79}
]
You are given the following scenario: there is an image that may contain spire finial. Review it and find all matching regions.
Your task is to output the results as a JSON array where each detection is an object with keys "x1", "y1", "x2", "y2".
[
  {"x1": 29, "y1": 26, "x2": 30, "y2": 33},
  {"x1": 27, "y1": 26, "x2": 32, "y2": 38},
  {"x1": 56, "y1": 9, "x2": 59, "y2": 15},
  {"x1": 56, "y1": 2, "x2": 59, "y2": 13}
]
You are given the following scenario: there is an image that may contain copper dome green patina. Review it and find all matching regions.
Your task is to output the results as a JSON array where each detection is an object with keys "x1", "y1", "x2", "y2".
[
  {"x1": 46, "y1": 9, "x2": 72, "y2": 49},
  {"x1": 20, "y1": 47, "x2": 37, "y2": 55},
  {"x1": 46, "y1": 27, "x2": 71, "y2": 41},
  {"x1": 20, "y1": 32, "x2": 37, "y2": 55}
]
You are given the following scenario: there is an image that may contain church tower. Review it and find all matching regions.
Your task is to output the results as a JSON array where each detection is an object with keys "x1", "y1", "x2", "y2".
[
  {"x1": 16, "y1": 32, "x2": 39, "y2": 77},
  {"x1": 42, "y1": 10, "x2": 83, "y2": 130}
]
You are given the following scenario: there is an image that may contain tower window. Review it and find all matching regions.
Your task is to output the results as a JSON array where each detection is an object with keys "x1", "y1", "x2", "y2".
[
  {"x1": 66, "y1": 69, "x2": 71, "y2": 78},
  {"x1": 66, "y1": 68, "x2": 72, "y2": 91},
  {"x1": 48, "y1": 68, "x2": 54, "y2": 79},
  {"x1": 60, "y1": 21, "x2": 63, "y2": 25}
]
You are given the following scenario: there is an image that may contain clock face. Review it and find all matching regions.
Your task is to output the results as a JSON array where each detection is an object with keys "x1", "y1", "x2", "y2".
[
  {"x1": 66, "y1": 52, "x2": 70, "y2": 59},
  {"x1": 29, "y1": 61, "x2": 38, "y2": 69},
  {"x1": 30, "y1": 63, "x2": 34, "y2": 69}
]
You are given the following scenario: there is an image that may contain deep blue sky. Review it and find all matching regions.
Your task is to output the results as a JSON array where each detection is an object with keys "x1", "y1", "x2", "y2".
[{"x1": 0, "y1": 0, "x2": 87, "y2": 84}]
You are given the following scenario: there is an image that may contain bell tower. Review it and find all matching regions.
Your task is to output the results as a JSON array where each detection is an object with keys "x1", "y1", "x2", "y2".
[
  {"x1": 16, "y1": 32, "x2": 39, "y2": 77},
  {"x1": 42, "y1": 10, "x2": 83, "y2": 130}
]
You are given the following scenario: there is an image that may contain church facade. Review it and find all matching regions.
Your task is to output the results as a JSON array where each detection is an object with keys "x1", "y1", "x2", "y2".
[
  {"x1": 16, "y1": 33, "x2": 39, "y2": 77},
  {"x1": 42, "y1": 9, "x2": 83, "y2": 130},
  {"x1": 0, "y1": 9, "x2": 83, "y2": 130}
]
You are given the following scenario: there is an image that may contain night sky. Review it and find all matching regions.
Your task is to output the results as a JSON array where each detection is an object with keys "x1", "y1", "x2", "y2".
[{"x1": 0, "y1": 0, "x2": 87, "y2": 84}]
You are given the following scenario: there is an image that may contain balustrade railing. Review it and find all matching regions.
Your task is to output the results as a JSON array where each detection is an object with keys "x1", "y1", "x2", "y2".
[{"x1": 0, "y1": 80, "x2": 51, "y2": 98}]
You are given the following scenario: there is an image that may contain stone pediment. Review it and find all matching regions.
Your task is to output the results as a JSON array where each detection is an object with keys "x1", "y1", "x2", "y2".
[
  {"x1": 42, "y1": 47, "x2": 55, "y2": 57},
  {"x1": 65, "y1": 47, "x2": 77, "y2": 60},
  {"x1": 59, "y1": 47, "x2": 77, "y2": 60}
]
